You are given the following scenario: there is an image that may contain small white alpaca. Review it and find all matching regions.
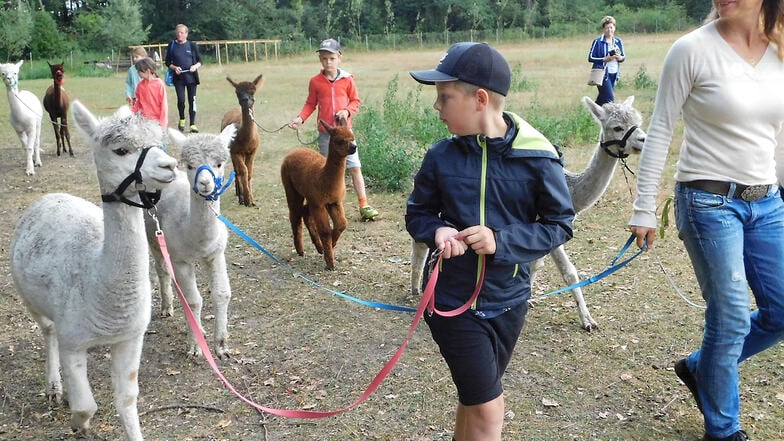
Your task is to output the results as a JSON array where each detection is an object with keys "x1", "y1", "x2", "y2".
[
  {"x1": 145, "y1": 125, "x2": 237, "y2": 359},
  {"x1": 0, "y1": 60, "x2": 43, "y2": 175},
  {"x1": 411, "y1": 96, "x2": 645, "y2": 331},
  {"x1": 10, "y1": 101, "x2": 178, "y2": 440}
]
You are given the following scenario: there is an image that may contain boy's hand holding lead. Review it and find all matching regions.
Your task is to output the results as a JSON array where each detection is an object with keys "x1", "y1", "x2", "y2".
[
  {"x1": 435, "y1": 226, "x2": 467, "y2": 259},
  {"x1": 459, "y1": 225, "x2": 496, "y2": 255}
]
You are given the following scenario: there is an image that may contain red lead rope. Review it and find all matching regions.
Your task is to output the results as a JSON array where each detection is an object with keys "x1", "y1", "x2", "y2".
[{"x1": 155, "y1": 231, "x2": 483, "y2": 418}]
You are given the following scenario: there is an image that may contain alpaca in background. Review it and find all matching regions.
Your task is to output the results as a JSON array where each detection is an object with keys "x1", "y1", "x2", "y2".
[
  {"x1": 0, "y1": 60, "x2": 43, "y2": 175},
  {"x1": 43, "y1": 61, "x2": 73, "y2": 157}
]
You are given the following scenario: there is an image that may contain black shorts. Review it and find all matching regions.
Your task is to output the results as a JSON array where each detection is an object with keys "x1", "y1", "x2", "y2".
[{"x1": 424, "y1": 302, "x2": 528, "y2": 406}]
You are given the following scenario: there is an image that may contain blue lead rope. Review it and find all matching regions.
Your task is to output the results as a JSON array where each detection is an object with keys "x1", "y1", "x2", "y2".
[
  {"x1": 216, "y1": 213, "x2": 417, "y2": 313},
  {"x1": 541, "y1": 233, "x2": 646, "y2": 297}
]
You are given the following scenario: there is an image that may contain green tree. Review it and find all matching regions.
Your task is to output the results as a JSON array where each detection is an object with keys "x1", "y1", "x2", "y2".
[
  {"x1": 0, "y1": 1, "x2": 33, "y2": 61},
  {"x1": 30, "y1": 10, "x2": 71, "y2": 59},
  {"x1": 73, "y1": 0, "x2": 148, "y2": 52}
]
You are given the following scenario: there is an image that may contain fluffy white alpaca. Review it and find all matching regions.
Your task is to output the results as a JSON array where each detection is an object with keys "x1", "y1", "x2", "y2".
[
  {"x1": 145, "y1": 126, "x2": 236, "y2": 359},
  {"x1": 0, "y1": 60, "x2": 43, "y2": 175},
  {"x1": 410, "y1": 96, "x2": 646, "y2": 331},
  {"x1": 10, "y1": 101, "x2": 178, "y2": 440}
]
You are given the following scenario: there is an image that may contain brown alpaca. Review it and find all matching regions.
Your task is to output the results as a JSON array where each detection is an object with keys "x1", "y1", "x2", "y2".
[
  {"x1": 280, "y1": 120, "x2": 356, "y2": 270},
  {"x1": 220, "y1": 74, "x2": 263, "y2": 206},
  {"x1": 43, "y1": 62, "x2": 72, "y2": 157}
]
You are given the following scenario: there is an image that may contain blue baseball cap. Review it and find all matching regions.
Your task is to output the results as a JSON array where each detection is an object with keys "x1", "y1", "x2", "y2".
[
  {"x1": 410, "y1": 42, "x2": 511, "y2": 96},
  {"x1": 317, "y1": 38, "x2": 341, "y2": 54}
]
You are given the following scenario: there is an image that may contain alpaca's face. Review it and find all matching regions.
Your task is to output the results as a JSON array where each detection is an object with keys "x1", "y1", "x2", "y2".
[
  {"x1": 182, "y1": 138, "x2": 231, "y2": 197},
  {"x1": 0, "y1": 63, "x2": 21, "y2": 90},
  {"x1": 48, "y1": 63, "x2": 65, "y2": 84}
]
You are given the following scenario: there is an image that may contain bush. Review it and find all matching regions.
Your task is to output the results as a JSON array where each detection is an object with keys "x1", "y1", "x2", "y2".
[{"x1": 354, "y1": 76, "x2": 448, "y2": 192}]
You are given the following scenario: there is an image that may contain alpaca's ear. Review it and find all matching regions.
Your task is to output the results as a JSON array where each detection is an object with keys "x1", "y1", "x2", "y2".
[
  {"x1": 115, "y1": 105, "x2": 133, "y2": 118},
  {"x1": 623, "y1": 95, "x2": 635, "y2": 106},
  {"x1": 15, "y1": 60, "x2": 23, "y2": 69},
  {"x1": 253, "y1": 74, "x2": 264, "y2": 88},
  {"x1": 582, "y1": 96, "x2": 604, "y2": 121},
  {"x1": 319, "y1": 119, "x2": 334, "y2": 132},
  {"x1": 218, "y1": 124, "x2": 237, "y2": 149},
  {"x1": 168, "y1": 128, "x2": 187, "y2": 148},
  {"x1": 71, "y1": 100, "x2": 99, "y2": 137},
  {"x1": 226, "y1": 76, "x2": 237, "y2": 88}
]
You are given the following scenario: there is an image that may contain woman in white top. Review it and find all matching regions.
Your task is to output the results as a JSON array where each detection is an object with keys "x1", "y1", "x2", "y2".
[
  {"x1": 587, "y1": 15, "x2": 625, "y2": 105},
  {"x1": 629, "y1": 1, "x2": 784, "y2": 440}
]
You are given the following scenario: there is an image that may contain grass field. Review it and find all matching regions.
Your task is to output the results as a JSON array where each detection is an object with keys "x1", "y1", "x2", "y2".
[{"x1": 1, "y1": 31, "x2": 783, "y2": 441}]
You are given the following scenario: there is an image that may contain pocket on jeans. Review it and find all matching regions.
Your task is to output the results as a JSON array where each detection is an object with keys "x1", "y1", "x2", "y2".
[{"x1": 690, "y1": 191, "x2": 725, "y2": 210}]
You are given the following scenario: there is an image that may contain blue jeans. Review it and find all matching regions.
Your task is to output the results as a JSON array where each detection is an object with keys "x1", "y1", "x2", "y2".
[
  {"x1": 595, "y1": 71, "x2": 617, "y2": 105},
  {"x1": 675, "y1": 183, "x2": 784, "y2": 438}
]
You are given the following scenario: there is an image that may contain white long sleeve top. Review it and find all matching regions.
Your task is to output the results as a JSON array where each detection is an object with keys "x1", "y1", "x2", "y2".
[{"x1": 630, "y1": 21, "x2": 784, "y2": 229}]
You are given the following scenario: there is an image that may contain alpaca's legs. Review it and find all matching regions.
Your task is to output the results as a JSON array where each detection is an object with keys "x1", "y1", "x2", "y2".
[
  {"x1": 110, "y1": 336, "x2": 144, "y2": 441},
  {"x1": 61, "y1": 116, "x2": 73, "y2": 157},
  {"x1": 303, "y1": 204, "x2": 324, "y2": 254},
  {"x1": 312, "y1": 207, "x2": 336, "y2": 269},
  {"x1": 18, "y1": 129, "x2": 35, "y2": 175},
  {"x1": 52, "y1": 119, "x2": 64, "y2": 157},
  {"x1": 29, "y1": 310, "x2": 63, "y2": 404},
  {"x1": 33, "y1": 120, "x2": 42, "y2": 167},
  {"x1": 208, "y1": 255, "x2": 232, "y2": 359},
  {"x1": 282, "y1": 176, "x2": 307, "y2": 255},
  {"x1": 326, "y1": 202, "x2": 347, "y2": 247},
  {"x1": 174, "y1": 263, "x2": 205, "y2": 357},
  {"x1": 549, "y1": 245, "x2": 598, "y2": 331},
  {"x1": 152, "y1": 250, "x2": 174, "y2": 317},
  {"x1": 410, "y1": 241, "x2": 429, "y2": 296},
  {"x1": 231, "y1": 154, "x2": 249, "y2": 206},
  {"x1": 243, "y1": 152, "x2": 256, "y2": 206},
  {"x1": 60, "y1": 348, "x2": 98, "y2": 434}
]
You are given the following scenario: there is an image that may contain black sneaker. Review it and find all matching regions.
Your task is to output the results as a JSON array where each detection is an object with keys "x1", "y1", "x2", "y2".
[
  {"x1": 674, "y1": 358, "x2": 703, "y2": 413},
  {"x1": 703, "y1": 430, "x2": 748, "y2": 441}
]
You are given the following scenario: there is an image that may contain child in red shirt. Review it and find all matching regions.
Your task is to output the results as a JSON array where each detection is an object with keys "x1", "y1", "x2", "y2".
[
  {"x1": 288, "y1": 38, "x2": 379, "y2": 221},
  {"x1": 131, "y1": 57, "x2": 168, "y2": 135}
]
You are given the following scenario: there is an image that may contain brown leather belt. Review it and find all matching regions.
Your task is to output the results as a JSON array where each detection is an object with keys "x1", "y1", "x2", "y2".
[{"x1": 681, "y1": 180, "x2": 772, "y2": 202}]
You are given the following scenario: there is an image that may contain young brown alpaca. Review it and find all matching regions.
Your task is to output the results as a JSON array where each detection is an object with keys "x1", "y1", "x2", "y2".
[
  {"x1": 220, "y1": 74, "x2": 263, "y2": 206},
  {"x1": 280, "y1": 119, "x2": 356, "y2": 270},
  {"x1": 43, "y1": 62, "x2": 73, "y2": 157}
]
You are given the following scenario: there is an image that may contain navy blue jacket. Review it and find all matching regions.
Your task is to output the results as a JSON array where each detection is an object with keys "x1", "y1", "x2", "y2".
[
  {"x1": 588, "y1": 35, "x2": 625, "y2": 72},
  {"x1": 406, "y1": 112, "x2": 574, "y2": 317}
]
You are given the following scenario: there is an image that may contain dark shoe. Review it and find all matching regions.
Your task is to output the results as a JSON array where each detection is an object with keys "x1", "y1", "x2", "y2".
[
  {"x1": 703, "y1": 430, "x2": 748, "y2": 441},
  {"x1": 674, "y1": 358, "x2": 703, "y2": 413}
]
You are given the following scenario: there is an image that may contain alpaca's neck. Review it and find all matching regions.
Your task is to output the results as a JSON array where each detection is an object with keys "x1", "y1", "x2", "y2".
[
  {"x1": 240, "y1": 105, "x2": 255, "y2": 134},
  {"x1": 565, "y1": 132, "x2": 619, "y2": 214},
  {"x1": 320, "y1": 152, "x2": 348, "y2": 191},
  {"x1": 51, "y1": 81, "x2": 62, "y2": 100},
  {"x1": 187, "y1": 195, "x2": 221, "y2": 232},
  {"x1": 98, "y1": 203, "x2": 150, "y2": 293}
]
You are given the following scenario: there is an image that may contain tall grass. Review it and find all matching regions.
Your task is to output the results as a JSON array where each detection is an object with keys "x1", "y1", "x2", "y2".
[
  {"x1": 354, "y1": 75, "x2": 448, "y2": 191},
  {"x1": 356, "y1": 74, "x2": 599, "y2": 192}
]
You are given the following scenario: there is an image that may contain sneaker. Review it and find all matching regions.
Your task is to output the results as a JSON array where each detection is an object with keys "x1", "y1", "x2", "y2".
[
  {"x1": 703, "y1": 430, "x2": 748, "y2": 441},
  {"x1": 359, "y1": 205, "x2": 379, "y2": 220},
  {"x1": 189, "y1": 125, "x2": 199, "y2": 133},
  {"x1": 675, "y1": 358, "x2": 703, "y2": 413},
  {"x1": 178, "y1": 119, "x2": 186, "y2": 132}
]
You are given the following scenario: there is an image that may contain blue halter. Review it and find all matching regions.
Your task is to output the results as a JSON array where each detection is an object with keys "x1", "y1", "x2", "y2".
[{"x1": 192, "y1": 165, "x2": 235, "y2": 201}]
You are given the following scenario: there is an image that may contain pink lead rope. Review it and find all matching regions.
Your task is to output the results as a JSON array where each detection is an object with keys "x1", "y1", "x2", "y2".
[{"x1": 155, "y1": 225, "x2": 484, "y2": 418}]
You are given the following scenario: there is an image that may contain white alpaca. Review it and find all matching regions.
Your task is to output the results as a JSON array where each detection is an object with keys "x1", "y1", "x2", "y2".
[
  {"x1": 410, "y1": 96, "x2": 645, "y2": 331},
  {"x1": 0, "y1": 60, "x2": 43, "y2": 175},
  {"x1": 145, "y1": 125, "x2": 236, "y2": 359},
  {"x1": 9, "y1": 101, "x2": 178, "y2": 440}
]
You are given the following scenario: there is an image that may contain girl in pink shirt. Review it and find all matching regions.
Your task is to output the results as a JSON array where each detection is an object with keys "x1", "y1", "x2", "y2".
[{"x1": 131, "y1": 57, "x2": 168, "y2": 132}]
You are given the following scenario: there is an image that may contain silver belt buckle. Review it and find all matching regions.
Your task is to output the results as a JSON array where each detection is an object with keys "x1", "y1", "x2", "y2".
[{"x1": 740, "y1": 185, "x2": 768, "y2": 202}]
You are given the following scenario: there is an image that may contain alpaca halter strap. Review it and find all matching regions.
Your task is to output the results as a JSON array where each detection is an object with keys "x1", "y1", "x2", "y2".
[
  {"x1": 101, "y1": 147, "x2": 162, "y2": 209},
  {"x1": 600, "y1": 125, "x2": 639, "y2": 159},
  {"x1": 193, "y1": 166, "x2": 235, "y2": 201}
]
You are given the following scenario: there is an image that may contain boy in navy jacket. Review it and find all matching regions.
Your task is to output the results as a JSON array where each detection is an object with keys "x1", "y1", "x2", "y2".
[{"x1": 407, "y1": 42, "x2": 574, "y2": 441}]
